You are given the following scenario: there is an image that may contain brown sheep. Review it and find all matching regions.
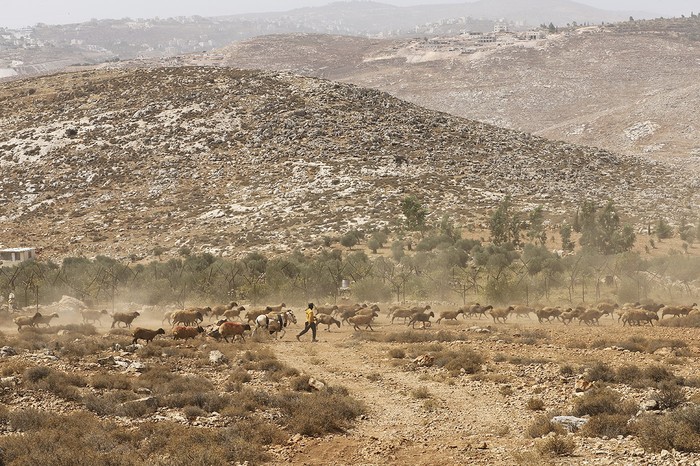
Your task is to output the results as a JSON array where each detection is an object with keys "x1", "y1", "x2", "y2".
[
  {"x1": 559, "y1": 310, "x2": 578, "y2": 325},
  {"x1": 436, "y1": 309, "x2": 464, "y2": 324},
  {"x1": 339, "y1": 307, "x2": 361, "y2": 324},
  {"x1": 390, "y1": 308, "x2": 416, "y2": 324},
  {"x1": 171, "y1": 309, "x2": 204, "y2": 327},
  {"x1": 132, "y1": 327, "x2": 165, "y2": 345},
  {"x1": 577, "y1": 309, "x2": 603, "y2": 326},
  {"x1": 535, "y1": 307, "x2": 561, "y2": 324},
  {"x1": 356, "y1": 305, "x2": 381, "y2": 317},
  {"x1": 315, "y1": 313, "x2": 341, "y2": 331},
  {"x1": 660, "y1": 304, "x2": 695, "y2": 319},
  {"x1": 489, "y1": 306, "x2": 513, "y2": 324},
  {"x1": 621, "y1": 309, "x2": 659, "y2": 326},
  {"x1": 640, "y1": 302, "x2": 665, "y2": 313},
  {"x1": 13, "y1": 313, "x2": 40, "y2": 330},
  {"x1": 245, "y1": 309, "x2": 269, "y2": 323},
  {"x1": 511, "y1": 305, "x2": 534, "y2": 319},
  {"x1": 111, "y1": 311, "x2": 140, "y2": 328},
  {"x1": 216, "y1": 321, "x2": 251, "y2": 342},
  {"x1": 33, "y1": 312, "x2": 59, "y2": 327},
  {"x1": 315, "y1": 305, "x2": 339, "y2": 316},
  {"x1": 348, "y1": 313, "x2": 377, "y2": 331},
  {"x1": 596, "y1": 302, "x2": 619, "y2": 318},
  {"x1": 335, "y1": 303, "x2": 362, "y2": 317},
  {"x1": 82, "y1": 309, "x2": 109, "y2": 325},
  {"x1": 209, "y1": 301, "x2": 238, "y2": 320},
  {"x1": 222, "y1": 306, "x2": 246, "y2": 321},
  {"x1": 265, "y1": 303, "x2": 287, "y2": 313},
  {"x1": 408, "y1": 311, "x2": 434, "y2": 329},
  {"x1": 466, "y1": 304, "x2": 493, "y2": 319},
  {"x1": 173, "y1": 325, "x2": 204, "y2": 341}
]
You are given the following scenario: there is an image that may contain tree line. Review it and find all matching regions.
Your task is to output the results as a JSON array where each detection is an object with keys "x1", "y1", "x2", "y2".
[{"x1": 1, "y1": 197, "x2": 698, "y2": 311}]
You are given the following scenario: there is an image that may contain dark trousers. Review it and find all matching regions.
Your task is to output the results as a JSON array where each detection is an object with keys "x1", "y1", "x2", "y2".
[{"x1": 298, "y1": 322, "x2": 317, "y2": 340}]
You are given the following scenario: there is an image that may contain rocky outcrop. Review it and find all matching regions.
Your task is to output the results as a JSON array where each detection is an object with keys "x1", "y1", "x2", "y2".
[{"x1": 0, "y1": 67, "x2": 696, "y2": 261}]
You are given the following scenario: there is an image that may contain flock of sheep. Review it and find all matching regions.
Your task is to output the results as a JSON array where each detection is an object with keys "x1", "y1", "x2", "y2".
[{"x1": 6, "y1": 299, "x2": 698, "y2": 346}]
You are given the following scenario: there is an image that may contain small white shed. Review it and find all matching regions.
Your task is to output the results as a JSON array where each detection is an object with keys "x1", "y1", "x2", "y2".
[{"x1": 0, "y1": 247, "x2": 37, "y2": 265}]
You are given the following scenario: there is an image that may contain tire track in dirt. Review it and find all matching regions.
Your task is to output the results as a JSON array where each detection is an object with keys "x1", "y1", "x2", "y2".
[{"x1": 271, "y1": 319, "x2": 528, "y2": 465}]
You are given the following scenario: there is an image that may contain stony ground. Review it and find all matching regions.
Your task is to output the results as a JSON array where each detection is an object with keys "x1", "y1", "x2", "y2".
[
  {"x1": 1, "y1": 67, "x2": 697, "y2": 264},
  {"x1": 213, "y1": 21, "x2": 700, "y2": 166},
  {"x1": 2, "y1": 306, "x2": 700, "y2": 465}
]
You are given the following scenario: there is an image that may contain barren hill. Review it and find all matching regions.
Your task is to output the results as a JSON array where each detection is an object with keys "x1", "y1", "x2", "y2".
[
  {"x1": 0, "y1": 67, "x2": 697, "y2": 261},
  {"x1": 214, "y1": 19, "x2": 700, "y2": 165}
]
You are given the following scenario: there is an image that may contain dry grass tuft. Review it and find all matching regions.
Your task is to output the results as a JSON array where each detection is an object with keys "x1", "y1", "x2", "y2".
[{"x1": 535, "y1": 434, "x2": 576, "y2": 457}]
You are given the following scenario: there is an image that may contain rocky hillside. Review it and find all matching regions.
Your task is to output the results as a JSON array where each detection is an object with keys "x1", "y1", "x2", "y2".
[
  {"x1": 0, "y1": 67, "x2": 697, "y2": 262},
  {"x1": 214, "y1": 18, "x2": 700, "y2": 164}
]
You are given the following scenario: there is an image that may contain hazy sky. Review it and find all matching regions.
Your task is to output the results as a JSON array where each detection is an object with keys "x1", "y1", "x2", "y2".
[{"x1": 1, "y1": 0, "x2": 697, "y2": 29}]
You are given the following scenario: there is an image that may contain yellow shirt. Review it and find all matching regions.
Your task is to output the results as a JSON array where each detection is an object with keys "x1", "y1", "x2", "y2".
[{"x1": 305, "y1": 308, "x2": 315, "y2": 323}]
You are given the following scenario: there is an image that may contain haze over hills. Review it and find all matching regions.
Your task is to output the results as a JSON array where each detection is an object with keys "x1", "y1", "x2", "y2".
[
  {"x1": 0, "y1": 67, "x2": 697, "y2": 261},
  {"x1": 0, "y1": 0, "x2": 656, "y2": 78},
  {"x1": 215, "y1": 17, "x2": 700, "y2": 164}
]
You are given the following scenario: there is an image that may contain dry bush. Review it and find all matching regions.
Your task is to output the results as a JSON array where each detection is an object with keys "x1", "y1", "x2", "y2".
[
  {"x1": 508, "y1": 356, "x2": 550, "y2": 365},
  {"x1": 422, "y1": 398, "x2": 440, "y2": 412},
  {"x1": 82, "y1": 393, "x2": 123, "y2": 416},
  {"x1": 653, "y1": 381, "x2": 687, "y2": 410},
  {"x1": 659, "y1": 314, "x2": 700, "y2": 328},
  {"x1": 517, "y1": 328, "x2": 549, "y2": 345},
  {"x1": 565, "y1": 339, "x2": 588, "y2": 349},
  {"x1": 535, "y1": 434, "x2": 576, "y2": 457},
  {"x1": 526, "y1": 414, "x2": 566, "y2": 438},
  {"x1": 583, "y1": 361, "x2": 615, "y2": 383},
  {"x1": 274, "y1": 389, "x2": 366, "y2": 437},
  {"x1": 357, "y1": 330, "x2": 470, "y2": 344},
  {"x1": 221, "y1": 388, "x2": 275, "y2": 418},
  {"x1": 588, "y1": 336, "x2": 688, "y2": 355},
  {"x1": 634, "y1": 407, "x2": 700, "y2": 453},
  {"x1": 23, "y1": 365, "x2": 86, "y2": 401},
  {"x1": 0, "y1": 407, "x2": 282, "y2": 465},
  {"x1": 241, "y1": 348, "x2": 299, "y2": 380},
  {"x1": 499, "y1": 385, "x2": 513, "y2": 396},
  {"x1": 558, "y1": 364, "x2": 576, "y2": 377},
  {"x1": 388, "y1": 347, "x2": 406, "y2": 359},
  {"x1": 163, "y1": 391, "x2": 233, "y2": 413},
  {"x1": 136, "y1": 366, "x2": 213, "y2": 395},
  {"x1": 290, "y1": 375, "x2": 312, "y2": 392},
  {"x1": 1, "y1": 359, "x2": 30, "y2": 376},
  {"x1": 91, "y1": 372, "x2": 133, "y2": 390},
  {"x1": 512, "y1": 450, "x2": 554, "y2": 466},
  {"x1": 526, "y1": 398, "x2": 545, "y2": 411},
  {"x1": 183, "y1": 405, "x2": 206, "y2": 420},
  {"x1": 646, "y1": 339, "x2": 689, "y2": 355},
  {"x1": 579, "y1": 413, "x2": 632, "y2": 438},
  {"x1": 432, "y1": 347, "x2": 484, "y2": 376},
  {"x1": 411, "y1": 387, "x2": 432, "y2": 399},
  {"x1": 572, "y1": 387, "x2": 636, "y2": 417},
  {"x1": 226, "y1": 367, "x2": 252, "y2": 391}
]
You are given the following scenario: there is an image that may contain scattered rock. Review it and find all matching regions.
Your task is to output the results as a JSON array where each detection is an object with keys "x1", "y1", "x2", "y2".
[
  {"x1": 551, "y1": 415, "x2": 588, "y2": 432},
  {"x1": 209, "y1": 350, "x2": 228, "y2": 365}
]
